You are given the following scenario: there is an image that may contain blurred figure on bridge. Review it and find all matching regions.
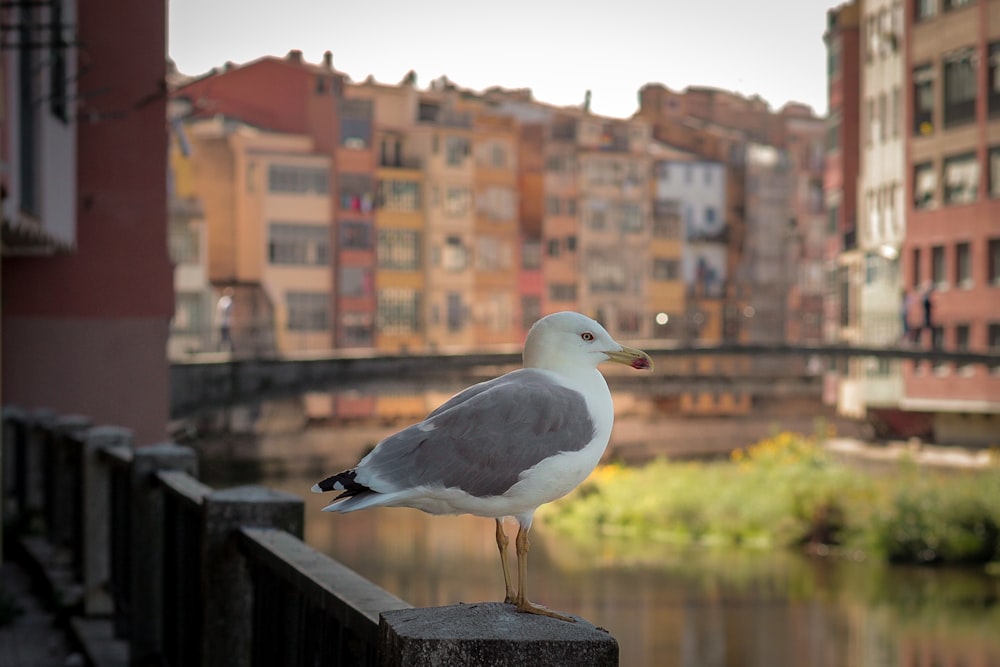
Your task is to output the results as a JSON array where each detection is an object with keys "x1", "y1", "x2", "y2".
[
  {"x1": 900, "y1": 288, "x2": 913, "y2": 343},
  {"x1": 919, "y1": 283, "x2": 935, "y2": 346},
  {"x1": 217, "y1": 288, "x2": 234, "y2": 353}
]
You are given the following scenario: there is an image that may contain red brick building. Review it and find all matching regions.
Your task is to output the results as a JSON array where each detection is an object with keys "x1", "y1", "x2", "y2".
[
  {"x1": 898, "y1": 0, "x2": 1000, "y2": 442},
  {"x1": 2, "y1": 0, "x2": 174, "y2": 443}
]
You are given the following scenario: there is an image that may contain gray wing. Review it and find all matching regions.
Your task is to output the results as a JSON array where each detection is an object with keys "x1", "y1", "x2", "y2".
[{"x1": 357, "y1": 369, "x2": 596, "y2": 498}]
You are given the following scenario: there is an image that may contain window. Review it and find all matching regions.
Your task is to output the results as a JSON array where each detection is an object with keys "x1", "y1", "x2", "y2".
[
  {"x1": 912, "y1": 247, "x2": 922, "y2": 287},
  {"x1": 339, "y1": 173, "x2": 374, "y2": 211},
  {"x1": 545, "y1": 196, "x2": 560, "y2": 215},
  {"x1": 377, "y1": 288, "x2": 421, "y2": 335},
  {"x1": 522, "y1": 239, "x2": 541, "y2": 270},
  {"x1": 653, "y1": 200, "x2": 681, "y2": 238},
  {"x1": 931, "y1": 245, "x2": 946, "y2": 288},
  {"x1": 991, "y1": 147, "x2": 1000, "y2": 198},
  {"x1": 956, "y1": 242, "x2": 972, "y2": 287},
  {"x1": 269, "y1": 165, "x2": 329, "y2": 194},
  {"x1": 990, "y1": 323, "x2": 1000, "y2": 373},
  {"x1": 827, "y1": 204, "x2": 840, "y2": 233},
  {"x1": 866, "y1": 98, "x2": 876, "y2": 145},
  {"x1": 286, "y1": 292, "x2": 329, "y2": 331},
  {"x1": 943, "y1": 49, "x2": 977, "y2": 128},
  {"x1": 441, "y1": 236, "x2": 468, "y2": 271},
  {"x1": 268, "y1": 223, "x2": 329, "y2": 266},
  {"x1": 521, "y1": 296, "x2": 541, "y2": 332},
  {"x1": 827, "y1": 112, "x2": 841, "y2": 151},
  {"x1": 913, "y1": 162, "x2": 937, "y2": 209},
  {"x1": 943, "y1": 153, "x2": 978, "y2": 205},
  {"x1": 586, "y1": 199, "x2": 608, "y2": 230},
  {"x1": 955, "y1": 323, "x2": 971, "y2": 372},
  {"x1": 891, "y1": 87, "x2": 901, "y2": 138},
  {"x1": 944, "y1": 0, "x2": 973, "y2": 9},
  {"x1": 915, "y1": 0, "x2": 937, "y2": 21},
  {"x1": 990, "y1": 42, "x2": 1000, "y2": 117},
  {"x1": 447, "y1": 292, "x2": 465, "y2": 331},
  {"x1": 172, "y1": 292, "x2": 204, "y2": 334},
  {"x1": 444, "y1": 187, "x2": 471, "y2": 216},
  {"x1": 339, "y1": 266, "x2": 372, "y2": 298},
  {"x1": 653, "y1": 258, "x2": 680, "y2": 281},
  {"x1": 913, "y1": 65, "x2": 934, "y2": 136},
  {"x1": 340, "y1": 312, "x2": 373, "y2": 347},
  {"x1": 547, "y1": 239, "x2": 561, "y2": 257},
  {"x1": 169, "y1": 224, "x2": 200, "y2": 265},
  {"x1": 477, "y1": 186, "x2": 516, "y2": 222},
  {"x1": 339, "y1": 98, "x2": 373, "y2": 149},
  {"x1": 549, "y1": 283, "x2": 577, "y2": 301},
  {"x1": 377, "y1": 180, "x2": 421, "y2": 212},
  {"x1": 587, "y1": 254, "x2": 626, "y2": 292},
  {"x1": 340, "y1": 221, "x2": 372, "y2": 249},
  {"x1": 445, "y1": 136, "x2": 470, "y2": 166},
  {"x1": 878, "y1": 93, "x2": 887, "y2": 142},
  {"x1": 989, "y1": 239, "x2": 1000, "y2": 285},
  {"x1": 827, "y1": 34, "x2": 841, "y2": 79},
  {"x1": 49, "y1": 0, "x2": 68, "y2": 122},
  {"x1": 377, "y1": 230, "x2": 421, "y2": 270},
  {"x1": 566, "y1": 236, "x2": 577, "y2": 252},
  {"x1": 475, "y1": 237, "x2": 513, "y2": 271},
  {"x1": 620, "y1": 203, "x2": 643, "y2": 232}
]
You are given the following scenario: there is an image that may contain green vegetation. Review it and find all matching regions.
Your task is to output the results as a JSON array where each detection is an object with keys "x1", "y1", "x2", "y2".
[{"x1": 540, "y1": 432, "x2": 1000, "y2": 566}]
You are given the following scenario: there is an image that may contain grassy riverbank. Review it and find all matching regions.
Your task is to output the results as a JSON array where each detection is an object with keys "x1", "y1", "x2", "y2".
[{"x1": 540, "y1": 432, "x2": 1000, "y2": 566}]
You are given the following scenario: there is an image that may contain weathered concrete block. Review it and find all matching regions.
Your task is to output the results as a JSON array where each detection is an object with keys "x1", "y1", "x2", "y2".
[
  {"x1": 201, "y1": 485, "x2": 304, "y2": 667},
  {"x1": 378, "y1": 602, "x2": 619, "y2": 667}
]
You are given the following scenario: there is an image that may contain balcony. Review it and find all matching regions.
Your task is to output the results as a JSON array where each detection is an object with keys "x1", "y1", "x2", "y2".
[
  {"x1": 687, "y1": 225, "x2": 730, "y2": 245},
  {"x1": 378, "y1": 155, "x2": 422, "y2": 170}
]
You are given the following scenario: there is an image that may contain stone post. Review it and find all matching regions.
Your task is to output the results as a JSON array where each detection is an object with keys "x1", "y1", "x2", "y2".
[
  {"x1": 50, "y1": 414, "x2": 92, "y2": 554},
  {"x1": 200, "y1": 485, "x2": 304, "y2": 667},
  {"x1": 25, "y1": 409, "x2": 56, "y2": 524},
  {"x1": 82, "y1": 425, "x2": 132, "y2": 616},
  {"x1": 129, "y1": 443, "x2": 198, "y2": 667},
  {"x1": 378, "y1": 603, "x2": 619, "y2": 666}
]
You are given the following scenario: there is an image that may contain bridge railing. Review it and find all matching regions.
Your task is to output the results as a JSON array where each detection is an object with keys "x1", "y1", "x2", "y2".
[
  {"x1": 2, "y1": 406, "x2": 618, "y2": 666},
  {"x1": 0, "y1": 405, "x2": 412, "y2": 667}
]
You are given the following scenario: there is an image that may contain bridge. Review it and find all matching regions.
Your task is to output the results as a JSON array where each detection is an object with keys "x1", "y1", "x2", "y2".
[{"x1": 169, "y1": 342, "x2": 1000, "y2": 418}]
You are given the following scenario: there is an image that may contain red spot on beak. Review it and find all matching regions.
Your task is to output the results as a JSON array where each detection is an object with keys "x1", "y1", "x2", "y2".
[{"x1": 632, "y1": 357, "x2": 651, "y2": 370}]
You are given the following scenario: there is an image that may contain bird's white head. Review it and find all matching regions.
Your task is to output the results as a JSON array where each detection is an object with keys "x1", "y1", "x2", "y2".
[{"x1": 523, "y1": 312, "x2": 653, "y2": 374}]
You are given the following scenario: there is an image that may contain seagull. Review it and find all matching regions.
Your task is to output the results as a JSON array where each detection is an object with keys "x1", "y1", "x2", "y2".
[{"x1": 312, "y1": 311, "x2": 653, "y2": 621}]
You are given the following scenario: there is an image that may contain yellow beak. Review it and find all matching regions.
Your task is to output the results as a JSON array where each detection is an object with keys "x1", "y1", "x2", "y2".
[{"x1": 604, "y1": 345, "x2": 653, "y2": 371}]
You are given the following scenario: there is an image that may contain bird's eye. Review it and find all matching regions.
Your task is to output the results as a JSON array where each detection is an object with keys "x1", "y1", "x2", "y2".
[{"x1": 581, "y1": 332, "x2": 594, "y2": 341}]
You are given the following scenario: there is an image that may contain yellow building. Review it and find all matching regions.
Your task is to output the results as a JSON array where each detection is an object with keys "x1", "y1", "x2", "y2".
[
  {"x1": 352, "y1": 79, "x2": 428, "y2": 352},
  {"x1": 183, "y1": 118, "x2": 333, "y2": 355},
  {"x1": 417, "y1": 85, "x2": 478, "y2": 349}
]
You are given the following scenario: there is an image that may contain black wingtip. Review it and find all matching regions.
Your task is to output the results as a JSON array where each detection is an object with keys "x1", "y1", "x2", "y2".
[{"x1": 312, "y1": 469, "x2": 371, "y2": 499}]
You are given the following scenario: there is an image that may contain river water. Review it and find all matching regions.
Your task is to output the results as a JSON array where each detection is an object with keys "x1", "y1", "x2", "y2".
[{"x1": 239, "y1": 472, "x2": 1000, "y2": 667}]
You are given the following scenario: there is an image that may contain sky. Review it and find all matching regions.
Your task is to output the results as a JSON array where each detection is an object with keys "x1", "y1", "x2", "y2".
[{"x1": 169, "y1": 0, "x2": 838, "y2": 120}]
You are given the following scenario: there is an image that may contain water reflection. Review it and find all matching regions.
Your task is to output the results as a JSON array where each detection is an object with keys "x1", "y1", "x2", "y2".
[{"x1": 254, "y1": 475, "x2": 1000, "y2": 667}]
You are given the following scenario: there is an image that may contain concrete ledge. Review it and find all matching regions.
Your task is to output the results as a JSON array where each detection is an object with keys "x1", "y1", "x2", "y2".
[{"x1": 378, "y1": 602, "x2": 619, "y2": 666}]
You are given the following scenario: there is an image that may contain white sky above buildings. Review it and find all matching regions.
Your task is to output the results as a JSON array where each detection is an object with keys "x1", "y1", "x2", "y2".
[{"x1": 169, "y1": 0, "x2": 836, "y2": 120}]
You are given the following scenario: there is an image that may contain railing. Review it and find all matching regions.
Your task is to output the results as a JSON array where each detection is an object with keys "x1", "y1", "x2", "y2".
[
  {"x1": 0, "y1": 406, "x2": 412, "y2": 667},
  {"x1": 1, "y1": 406, "x2": 618, "y2": 666}
]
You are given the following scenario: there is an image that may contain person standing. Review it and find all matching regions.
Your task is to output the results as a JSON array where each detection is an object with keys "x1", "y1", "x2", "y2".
[
  {"x1": 217, "y1": 288, "x2": 234, "y2": 353},
  {"x1": 921, "y1": 284, "x2": 934, "y2": 346}
]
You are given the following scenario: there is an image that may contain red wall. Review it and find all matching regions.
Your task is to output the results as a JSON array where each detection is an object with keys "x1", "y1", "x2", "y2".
[{"x1": 2, "y1": 0, "x2": 173, "y2": 443}]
